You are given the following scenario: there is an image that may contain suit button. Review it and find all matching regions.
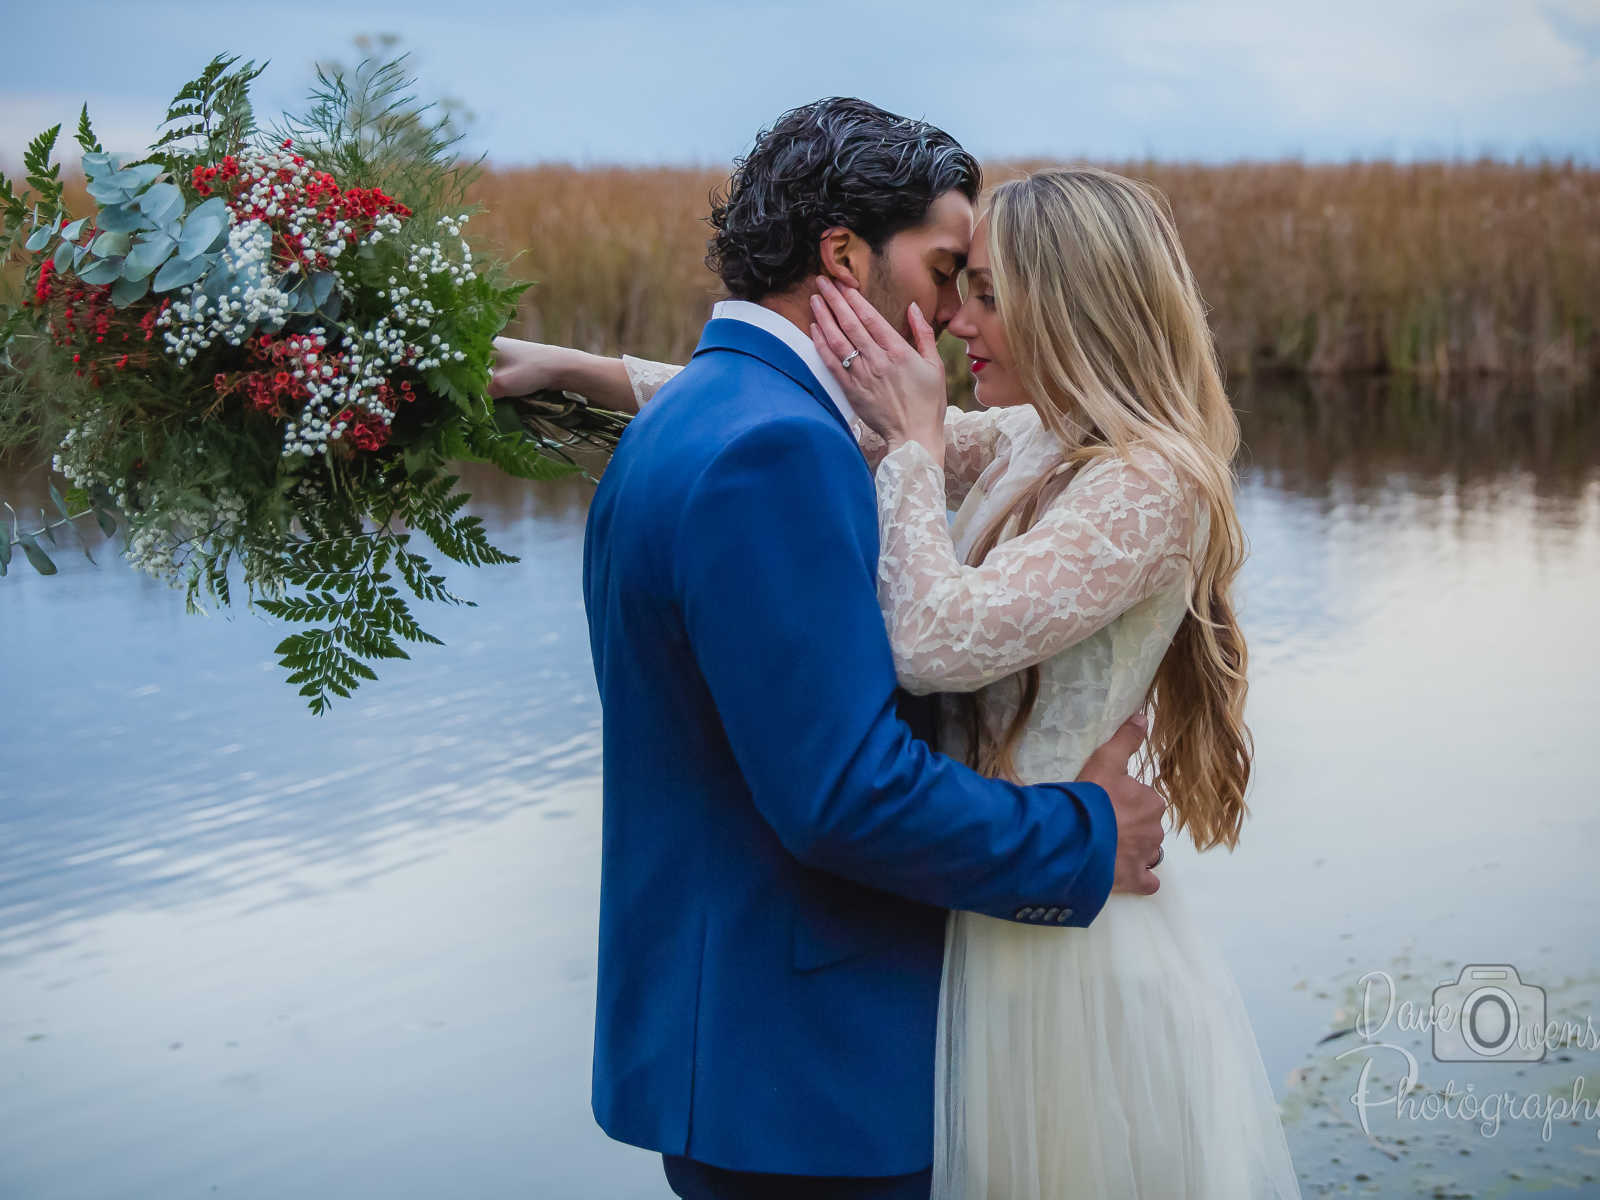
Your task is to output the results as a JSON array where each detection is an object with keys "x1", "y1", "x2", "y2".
[
  {"x1": 1056, "y1": 908, "x2": 1073, "y2": 923},
  {"x1": 1041, "y1": 906, "x2": 1059, "y2": 922},
  {"x1": 1014, "y1": 906, "x2": 1034, "y2": 920}
]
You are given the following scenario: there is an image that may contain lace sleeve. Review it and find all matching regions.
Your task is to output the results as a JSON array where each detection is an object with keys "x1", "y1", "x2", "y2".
[
  {"x1": 875, "y1": 440, "x2": 1197, "y2": 695},
  {"x1": 853, "y1": 420, "x2": 890, "y2": 469},
  {"x1": 621, "y1": 355, "x2": 685, "y2": 408},
  {"x1": 852, "y1": 405, "x2": 1015, "y2": 494},
  {"x1": 942, "y1": 405, "x2": 1016, "y2": 507}
]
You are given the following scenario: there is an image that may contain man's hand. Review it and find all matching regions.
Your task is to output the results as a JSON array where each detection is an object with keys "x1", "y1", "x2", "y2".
[{"x1": 1076, "y1": 712, "x2": 1166, "y2": 896}]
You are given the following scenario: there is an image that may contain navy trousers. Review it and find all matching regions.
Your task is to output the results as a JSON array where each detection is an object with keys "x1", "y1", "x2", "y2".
[{"x1": 662, "y1": 1155, "x2": 933, "y2": 1199}]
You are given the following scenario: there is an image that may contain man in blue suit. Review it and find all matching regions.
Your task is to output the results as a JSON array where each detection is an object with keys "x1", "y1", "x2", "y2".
[{"x1": 581, "y1": 98, "x2": 1167, "y2": 1199}]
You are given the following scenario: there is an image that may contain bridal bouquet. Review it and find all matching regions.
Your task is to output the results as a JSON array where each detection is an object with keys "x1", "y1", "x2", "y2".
[{"x1": 0, "y1": 55, "x2": 626, "y2": 712}]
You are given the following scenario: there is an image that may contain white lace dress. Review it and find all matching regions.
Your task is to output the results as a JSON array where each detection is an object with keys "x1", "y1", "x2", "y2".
[{"x1": 623, "y1": 359, "x2": 1301, "y2": 1199}]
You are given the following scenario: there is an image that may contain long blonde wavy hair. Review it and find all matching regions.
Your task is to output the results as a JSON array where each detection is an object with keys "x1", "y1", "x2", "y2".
[{"x1": 956, "y1": 166, "x2": 1251, "y2": 852}]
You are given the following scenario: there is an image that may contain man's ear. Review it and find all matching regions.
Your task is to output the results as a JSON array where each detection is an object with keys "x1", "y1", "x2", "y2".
[{"x1": 818, "y1": 227, "x2": 869, "y2": 291}]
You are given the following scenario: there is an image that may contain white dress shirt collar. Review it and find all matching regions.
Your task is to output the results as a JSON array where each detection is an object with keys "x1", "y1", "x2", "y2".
[{"x1": 711, "y1": 298, "x2": 858, "y2": 428}]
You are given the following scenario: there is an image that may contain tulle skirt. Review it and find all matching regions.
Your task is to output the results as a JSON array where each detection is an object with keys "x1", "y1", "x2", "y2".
[{"x1": 932, "y1": 852, "x2": 1302, "y2": 1199}]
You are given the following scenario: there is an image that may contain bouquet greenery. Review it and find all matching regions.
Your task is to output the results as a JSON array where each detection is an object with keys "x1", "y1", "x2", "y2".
[{"x1": 0, "y1": 55, "x2": 627, "y2": 712}]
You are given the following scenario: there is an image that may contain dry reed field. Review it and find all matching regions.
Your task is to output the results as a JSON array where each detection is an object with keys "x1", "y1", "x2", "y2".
[{"x1": 470, "y1": 160, "x2": 1599, "y2": 382}]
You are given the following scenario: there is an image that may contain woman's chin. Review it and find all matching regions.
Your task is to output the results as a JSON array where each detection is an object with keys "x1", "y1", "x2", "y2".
[{"x1": 972, "y1": 378, "x2": 1017, "y2": 409}]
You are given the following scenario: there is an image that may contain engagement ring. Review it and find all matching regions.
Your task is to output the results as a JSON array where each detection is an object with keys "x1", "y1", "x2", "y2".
[{"x1": 841, "y1": 350, "x2": 860, "y2": 370}]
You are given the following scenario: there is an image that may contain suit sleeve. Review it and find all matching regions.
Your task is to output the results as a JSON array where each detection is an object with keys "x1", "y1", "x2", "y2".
[{"x1": 671, "y1": 416, "x2": 1117, "y2": 924}]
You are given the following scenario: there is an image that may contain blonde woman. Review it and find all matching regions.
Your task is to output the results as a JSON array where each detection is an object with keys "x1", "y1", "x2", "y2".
[
  {"x1": 494, "y1": 166, "x2": 1299, "y2": 1198},
  {"x1": 806, "y1": 166, "x2": 1298, "y2": 1199}
]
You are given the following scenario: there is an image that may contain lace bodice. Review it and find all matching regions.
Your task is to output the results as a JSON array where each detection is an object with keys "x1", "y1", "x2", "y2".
[
  {"x1": 621, "y1": 357, "x2": 1207, "y2": 787},
  {"x1": 878, "y1": 413, "x2": 1206, "y2": 785}
]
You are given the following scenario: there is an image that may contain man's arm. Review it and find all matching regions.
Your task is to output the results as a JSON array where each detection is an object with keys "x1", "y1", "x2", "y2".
[{"x1": 672, "y1": 414, "x2": 1118, "y2": 923}]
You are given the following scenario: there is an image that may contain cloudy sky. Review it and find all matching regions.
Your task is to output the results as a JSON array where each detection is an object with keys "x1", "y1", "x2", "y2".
[{"x1": 2, "y1": 0, "x2": 1597, "y2": 169}]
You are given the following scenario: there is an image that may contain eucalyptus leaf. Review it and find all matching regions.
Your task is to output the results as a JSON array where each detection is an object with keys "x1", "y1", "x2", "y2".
[
  {"x1": 24, "y1": 221, "x2": 56, "y2": 252},
  {"x1": 94, "y1": 508, "x2": 117, "y2": 538},
  {"x1": 91, "y1": 230, "x2": 132, "y2": 257},
  {"x1": 201, "y1": 265, "x2": 234, "y2": 300},
  {"x1": 85, "y1": 177, "x2": 131, "y2": 205},
  {"x1": 61, "y1": 217, "x2": 87, "y2": 242},
  {"x1": 52, "y1": 239, "x2": 74, "y2": 273},
  {"x1": 177, "y1": 196, "x2": 229, "y2": 258},
  {"x1": 111, "y1": 273, "x2": 150, "y2": 308},
  {"x1": 0, "y1": 531, "x2": 11, "y2": 573},
  {"x1": 152, "y1": 253, "x2": 208, "y2": 292},
  {"x1": 48, "y1": 481, "x2": 74, "y2": 521},
  {"x1": 310, "y1": 271, "x2": 337, "y2": 307},
  {"x1": 81, "y1": 150, "x2": 116, "y2": 177},
  {"x1": 78, "y1": 256, "x2": 123, "y2": 286},
  {"x1": 138, "y1": 182, "x2": 184, "y2": 226},
  {"x1": 122, "y1": 233, "x2": 176, "y2": 280},
  {"x1": 73, "y1": 524, "x2": 97, "y2": 565},
  {"x1": 92, "y1": 203, "x2": 149, "y2": 234},
  {"x1": 112, "y1": 162, "x2": 163, "y2": 191},
  {"x1": 18, "y1": 531, "x2": 56, "y2": 575}
]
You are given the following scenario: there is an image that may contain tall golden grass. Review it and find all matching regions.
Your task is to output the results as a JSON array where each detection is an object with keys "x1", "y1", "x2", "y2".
[{"x1": 471, "y1": 160, "x2": 1599, "y2": 380}]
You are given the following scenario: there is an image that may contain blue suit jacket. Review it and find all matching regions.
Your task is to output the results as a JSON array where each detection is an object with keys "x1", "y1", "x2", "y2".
[{"x1": 582, "y1": 317, "x2": 1118, "y2": 1177}]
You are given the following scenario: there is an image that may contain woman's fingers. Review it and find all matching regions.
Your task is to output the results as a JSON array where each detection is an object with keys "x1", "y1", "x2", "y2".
[
  {"x1": 839, "y1": 282, "x2": 907, "y2": 355},
  {"x1": 809, "y1": 294, "x2": 857, "y2": 364},
  {"x1": 907, "y1": 302, "x2": 939, "y2": 363},
  {"x1": 809, "y1": 323, "x2": 855, "y2": 391},
  {"x1": 487, "y1": 336, "x2": 521, "y2": 398},
  {"x1": 815, "y1": 277, "x2": 886, "y2": 366}
]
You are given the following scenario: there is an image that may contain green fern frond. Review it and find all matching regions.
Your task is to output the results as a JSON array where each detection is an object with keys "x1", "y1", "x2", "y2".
[
  {"x1": 74, "y1": 104, "x2": 102, "y2": 154},
  {"x1": 150, "y1": 54, "x2": 267, "y2": 171},
  {"x1": 22, "y1": 124, "x2": 63, "y2": 212}
]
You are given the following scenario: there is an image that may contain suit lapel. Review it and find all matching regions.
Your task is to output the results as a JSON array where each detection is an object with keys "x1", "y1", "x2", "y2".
[{"x1": 692, "y1": 318, "x2": 853, "y2": 438}]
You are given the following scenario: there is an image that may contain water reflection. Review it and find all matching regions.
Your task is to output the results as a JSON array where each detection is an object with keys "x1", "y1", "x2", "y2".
[
  {"x1": 0, "y1": 379, "x2": 1596, "y2": 1199},
  {"x1": 0, "y1": 465, "x2": 603, "y2": 968},
  {"x1": 1236, "y1": 373, "x2": 1600, "y2": 499},
  {"x1": 1216, "y1": 379, "x2": 1600, "y2": 1195}
]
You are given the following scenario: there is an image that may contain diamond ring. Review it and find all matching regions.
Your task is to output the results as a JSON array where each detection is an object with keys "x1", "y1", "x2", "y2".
[{"x1": 841, "y1": 350, "x2": 860, "y2": 370}]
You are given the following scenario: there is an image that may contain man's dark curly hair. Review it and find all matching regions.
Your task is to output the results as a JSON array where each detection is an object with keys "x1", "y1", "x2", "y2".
[{"x1": 706, "y1": 97, "x2": 981, "y2": 301}]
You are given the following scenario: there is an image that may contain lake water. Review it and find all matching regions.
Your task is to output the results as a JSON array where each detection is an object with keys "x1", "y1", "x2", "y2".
[{"x1": 2, "y1": 376, "x2": 1598, "y2": 1199}]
